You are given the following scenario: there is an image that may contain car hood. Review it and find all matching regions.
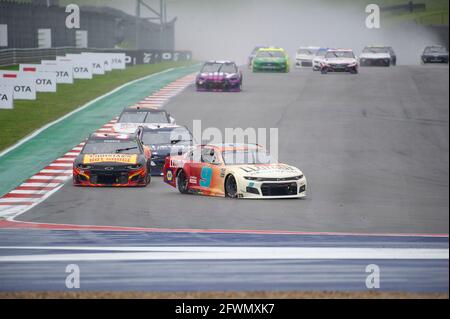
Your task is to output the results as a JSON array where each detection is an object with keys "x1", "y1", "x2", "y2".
[
  {"x1": 113, "y1": 122, "x2": 173, "y2": 133},
  {"x1": 234, "y1": 164, "x2": 303, "y2": 179},
  {"x1": 76, "y1": 153, "x2": 141, "y2": 165},
  {"x1": 198, "y1": 72, "x2": 239, "y2": 80},
  {"x1": 149, "y1": 143, "x2": 193, "y2": 157},
  {"x1": 360, "y1": 52, "x2": 391, "y2": 59},
  {"x1": 296, "y1": 54, "x2": 314, "y2": 60},
  {"x1": 423, "y1": 52, "x2": 448, "y2": 57},
  {"x1": 254, "y1": 57, "x2": 286, "y2": 63},
  {"x1": 324, "y1": 57, "x2": 357, "y2": 64}
]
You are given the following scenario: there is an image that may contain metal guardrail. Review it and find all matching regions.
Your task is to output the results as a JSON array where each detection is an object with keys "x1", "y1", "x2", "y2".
[
  {"x1": 381, "y1": 1, "x2": 426, "y2": 13},
  {"x1": 0, "y1": 47, "x2": 192, "y2": 67}
]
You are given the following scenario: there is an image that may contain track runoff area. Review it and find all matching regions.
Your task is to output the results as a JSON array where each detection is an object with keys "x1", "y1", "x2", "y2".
[{"x1": 0, "y1": 64, "x2": 448, "y2": 295}]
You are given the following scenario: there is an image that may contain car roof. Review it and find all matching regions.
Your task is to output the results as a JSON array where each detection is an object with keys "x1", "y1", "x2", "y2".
[
  {"x1": 121, "y1": 106, "x2": 168, "y2": 113},
  {"x1": 328, "y1": 48, "x2": 354, "y2": 52},
  {"x1": 141, "y1": 124, "x2": 188, "y2": 132},
  {"x1": 202, "y1": 143, "x2": 263, "y2": 152},
  {"x1": 258, "y1": 47, "x2": 286, "y2": 52},
  {"x1": 88, "y1": 133, "x2": 137, "y2": 141},
  {"x1": 298, "y1": 46, "x2": 320, "y2": 50},
  {"x1": 205, "y1": 60, "x2": 236, "y2": 64}
]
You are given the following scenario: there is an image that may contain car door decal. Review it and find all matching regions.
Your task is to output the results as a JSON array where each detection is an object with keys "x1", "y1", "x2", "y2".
[{"x1": 199, "y1": 166, "x2": 213, "y2": 188}]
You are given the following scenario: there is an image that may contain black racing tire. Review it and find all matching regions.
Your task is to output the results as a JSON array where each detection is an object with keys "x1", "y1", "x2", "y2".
[
  {"x1": 225, "y1": 174, "x2": 238, "y2": 198},
  {"x1": 321, "y1": 68, "x2": 328, "y2": 74},
  {"x1": 145, "y1": 173, "x2": 151, "y2": 186},
  {"x1": 177, "y1": 169, "x2": 189, "y2": 194}
]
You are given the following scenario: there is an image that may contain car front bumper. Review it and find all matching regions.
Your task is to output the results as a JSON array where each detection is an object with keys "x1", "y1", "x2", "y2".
[
  {"x1": 196, "y1": 79, "x2": 241, "y2": 91},
  {"x1": 73, "y1": 167, "x2": 148, "y2": 186},
  {"x1": 238, "y1": 177, "x2": 307, "y2": 199},
  {"x1": 360, "y1": 58, "x2": 391, "y2": 66}
]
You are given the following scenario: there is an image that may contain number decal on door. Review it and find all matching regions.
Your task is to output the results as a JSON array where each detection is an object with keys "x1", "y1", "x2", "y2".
[{"x1": 200, "y1": 167, "x2": 213, "y2": 188}]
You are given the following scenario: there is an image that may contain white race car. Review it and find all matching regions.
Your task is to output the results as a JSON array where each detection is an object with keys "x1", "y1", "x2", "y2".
[
  {"x1": 163, "y1": 143, "x2": 307, "y2": 199},
  {"x1": 113, "y1": 106, "x2": 176, "y2": 134},
  {"x1": 312, "y1": 48, "x2": 331, "y2": 71},
  {"x1": 359, "y1": 46, "x2": 393, "y2": 67},
  {"x1": 320, "y1": 49, "x2": 359, "y2": 74},
  {"x1": 295, "y1": 46, "x2": 320, "y2": 68}
]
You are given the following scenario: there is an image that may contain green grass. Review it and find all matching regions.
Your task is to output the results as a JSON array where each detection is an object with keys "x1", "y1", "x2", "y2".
[{"x1": 0, "y1": 61, "x2": 195, "y2": 152}]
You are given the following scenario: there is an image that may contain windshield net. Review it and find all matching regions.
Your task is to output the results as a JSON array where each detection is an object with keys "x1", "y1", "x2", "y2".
[
  {"x1": 142, "y1": 128, "x2": 192, "y2": 145},
  {"x1": 222, "y1": 150, "x2": 274, "y2": 165},
  {"x1": 82, "y1": 140, "x2": 140, "y2": 154}
]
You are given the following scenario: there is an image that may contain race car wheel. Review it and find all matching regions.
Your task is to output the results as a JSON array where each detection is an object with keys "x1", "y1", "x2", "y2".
[
  {"x1": 225, "y1": 175, "x2": 238, "y2": 198},
  {"x1": 321, "y1": 68, "x2": 328, "y2": 74},
  {"x1": 177, "y1": 170, "x2": 189, "y2": 194},
  {"x1": 145, "y1": 173, "x2": 151, "y2": 186}
]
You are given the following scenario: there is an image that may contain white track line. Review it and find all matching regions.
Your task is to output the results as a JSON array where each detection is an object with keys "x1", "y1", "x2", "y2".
[{"x1": 0, "y1": 246, "x2": 447, "y2": 262}]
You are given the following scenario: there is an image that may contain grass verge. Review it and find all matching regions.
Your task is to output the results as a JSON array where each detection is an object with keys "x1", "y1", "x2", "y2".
[{"x1": 0, "y1": 61, "x2": 195, "y2": 152}]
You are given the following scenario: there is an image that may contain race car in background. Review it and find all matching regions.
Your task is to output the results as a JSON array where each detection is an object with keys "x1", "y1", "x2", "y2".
[
  {"x1": 196, "y1": 61, "x2": 243, "y2": 92},
  {"x1": 295, "y1": 46, "x2": 320, "y2": 67},
  {"x1": 73, "y1": 132, "x2": 152, "y2": 187},
  {"x1": 163, "y1": 143, "x2": 307, "y2": 199},
  {"x1": 359, "y1": 46, "x2": 395, "y2": 67},
  {"x1": 252, "y1": 47, "x2": 290, "y2": 73},
  {"x1": 320, "y1": 49, "x2": 359, "y2": 74},
  {"x1": 312, "y1": 48, "x2": 330, "y2": 71},
  {"x1": 421, "y1": 45, "x2": 449, "y2": 64},
  {"x1": 113, "y1": 106, "x2": 176, "y2": 134},
  {"x1": 138, "y1": 124, "x2": 194, "y2": 176},
  {"x1": 248, "y1": 46, "x2": 268, "y2": 68}
]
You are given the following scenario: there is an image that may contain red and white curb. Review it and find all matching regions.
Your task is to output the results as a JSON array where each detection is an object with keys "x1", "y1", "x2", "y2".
[{"x1": 0, "y1": 73, "x2": 196, "y2": 219}]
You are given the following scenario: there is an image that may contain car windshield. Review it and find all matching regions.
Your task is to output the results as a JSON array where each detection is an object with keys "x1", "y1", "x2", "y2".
[
  {"x1": 118, "y1": 111, "x2": 147, "y2": 123},
  {"x1": 222, "y1": 150, "x2": 274, "y2": 165},
  {"x1": 144, "y1": 111, "x2": 169, "y2": 123},
  {"x1": 142, "y1": 128, "x2": 192, "y2": 145},
  {"x1": 256, "y1": 51, "x2": 285, "y2": 58},
  {"x1": 82, "y1": 140, "x2": 141, "y2": 154},
  {"x1": 201, "y1": 63, "x2": 236, "y2": 73},
  {"x1": 297, "y1": 49, "x2": 318, "y2": 55},
  {"x1": 425, "y1": 47, "x2": 448, "y2": 54},
  {"x1": 325, "y1": 51, "x2": 355, "y2": 59},
  {"x1": 363, "y1": 47, "x2": 389, "y2": 54},
  {"x1": 118, "y1": 111, "x2": 168, "y2": 124},
  {"x1": 315, "y1": 50, "x2": 328, "y2": 57}
]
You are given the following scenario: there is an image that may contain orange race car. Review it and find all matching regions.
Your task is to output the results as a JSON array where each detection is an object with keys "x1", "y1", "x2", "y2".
[{"x1": 73, "y1": 132, "x2": 152, "y2": 187}]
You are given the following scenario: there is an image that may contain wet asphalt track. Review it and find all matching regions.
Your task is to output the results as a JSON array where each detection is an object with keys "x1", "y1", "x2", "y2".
[{"x1": 16, "y1": 65, "x2": 449, "y2": 235}]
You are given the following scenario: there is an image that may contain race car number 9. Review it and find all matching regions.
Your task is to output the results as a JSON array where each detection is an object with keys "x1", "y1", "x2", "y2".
[{"x1": 200, "y1": 167, "x2": 213, "y2": 188}]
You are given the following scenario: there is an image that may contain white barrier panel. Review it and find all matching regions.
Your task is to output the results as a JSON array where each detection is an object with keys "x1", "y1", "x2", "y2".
[
  {"x1": 66, "y1": 53, "x2": 105, "y2": 75},
  {"x1": 19, "y1": 64, "x2": 57, "y2": 93},
  {"x1": 103, "y1": 53, "x2": 126, "y2": 70},
  {"x1": 41, "y1": 60, "x2": 74, "y2": 84},
  {"x1": 0, "y1": 86, "x2": 13, "y2": 109},
  {"x1": 81, "y1": 52, "x2": 112, "y2": 72},
  {"x1": 0, "y1": 71, "x2": 36, "y2": 100},
  {"x1": 56, "y1": 56, "x2": 93, "y2": 79}
]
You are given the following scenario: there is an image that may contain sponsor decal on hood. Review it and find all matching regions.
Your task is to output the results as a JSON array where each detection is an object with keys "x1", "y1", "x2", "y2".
[
  {"x1": 239, "y1": 164, "x2": 299, "y2": 174},
  {"x1": 83, "y1": 154, "x2": 138, "y2": 164}
]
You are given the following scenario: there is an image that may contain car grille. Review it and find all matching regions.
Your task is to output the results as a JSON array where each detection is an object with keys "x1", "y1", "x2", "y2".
[
  {"x1": 91, "y1": 172, "x2": 129, "y2": 185},
  {"x1": 261, "y1": 182, "x2": 298, "y2": 196}
]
